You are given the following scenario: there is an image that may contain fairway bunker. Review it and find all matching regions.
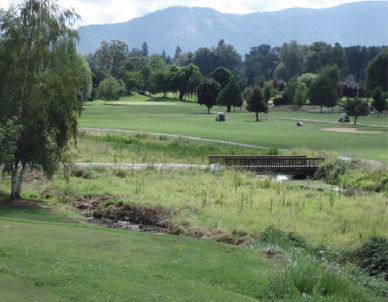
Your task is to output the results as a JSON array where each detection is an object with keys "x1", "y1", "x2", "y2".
[{"x1": 321, "y1": 127, "x2": 385, "y2": 134}]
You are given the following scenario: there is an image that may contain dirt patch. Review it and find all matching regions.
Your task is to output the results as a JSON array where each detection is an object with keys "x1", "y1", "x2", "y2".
[{"x1": 321, "y1": 128, "x2": 385, "y2": 134}]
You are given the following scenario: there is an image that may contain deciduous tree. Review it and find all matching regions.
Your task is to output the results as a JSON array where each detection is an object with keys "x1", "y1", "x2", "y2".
[
  {"x1": 197, "y1": 78, "x2": 221, "y2": 113},
  {"x1": 341, "y1": 97, "x2": 370, "y2": 125},
  {"x1": 293, "y1": 82, "x2": 308, "y2": 107},
  {"x1": 0, "y1": 0, "x2": 84, "y2": 199},
  {"x1": 211, "y1": 67, "x2": 233, "y2": 90},
  {"x1": 366, "y1": 48, "x2": 388, "y2": 92},
  {"x1": 372, "y1": 86, "x2": 387, "y2": 117},
  {"x1": 95, "y1": 39, "x2": 129, "y2": 79},
  {"x1": 309, "y1": 75, "x2": 338, "y2": 112},
  {"x1": 98, "y1": 76, "x2": 125, "y2": 100}
]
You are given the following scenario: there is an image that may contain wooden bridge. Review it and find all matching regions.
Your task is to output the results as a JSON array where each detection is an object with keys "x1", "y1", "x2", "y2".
[{"x1": 208, "y1": 155, "x2": 324, "y2": 176}]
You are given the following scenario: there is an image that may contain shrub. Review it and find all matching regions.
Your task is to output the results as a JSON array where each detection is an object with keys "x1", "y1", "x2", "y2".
[
  {"x1": 314, "y1": 159, "x2": 357, "y2": 185},
  {"x1": 268, "y1": 254, "x2": 382, "y2": 301},
  {"x1": 98, "y1": 76, "x2": 126, "y2": 100},
  {"x1": 260, "y1": 224, "x2": 307, "y2": 250},
  {"x1": 273, "y1": 96, "x2": 292, "y2": 106},
  {"x1": 347, "y1": 237, "x2": 388, "y2": 280}
]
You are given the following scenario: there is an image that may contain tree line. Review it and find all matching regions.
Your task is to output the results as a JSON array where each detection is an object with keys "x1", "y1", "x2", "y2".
[{"x1": 86, "y1": 39, "x2": 387, "y2": 120}]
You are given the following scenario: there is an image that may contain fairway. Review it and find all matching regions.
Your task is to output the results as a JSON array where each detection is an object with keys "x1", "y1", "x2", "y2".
[{"x1": 79, "y1": 95, "x2": 388, "y2": 162}]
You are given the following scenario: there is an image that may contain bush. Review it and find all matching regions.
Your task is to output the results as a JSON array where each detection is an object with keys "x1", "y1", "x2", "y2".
[
  {"x1": 268, "y1": 254, "x2": 383, "y2": 301},
  {"x1": 98, "y1": 76, "x2": 126, "y2": 100},
  {"x1": 260, "y1": 224, "x2": 307, "y2": 250},
  {"x1": 315, "y1": 159, "x2": 388, "y2": 192},
  {"x1": 314, "y1": 159, "x2": 357, "y2": 185},
  {"x1": 347, "y1": 237, "x2": 388, "y2": 280},
  {"x1": 273, "y1": 96, "x2": 292, "y2": 106}
]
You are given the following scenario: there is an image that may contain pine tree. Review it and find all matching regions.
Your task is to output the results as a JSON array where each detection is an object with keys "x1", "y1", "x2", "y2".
[
  {"x1": 246, "y1": 86, "x2": 268, "y2": 121},
  {"x1": 216, "y1": 77, "x2": 243, "y2": 113}
]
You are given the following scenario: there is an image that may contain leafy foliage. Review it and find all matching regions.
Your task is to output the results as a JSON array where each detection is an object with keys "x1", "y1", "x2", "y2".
[
  {"x1": 366, "y1": 47, "x2": 388, "y2": 91},
  {"x1": 282, "y1": 74, "x2": 299, "y2": 102},
  {"x1": 314, "y1": 159, "x2": 357, "y2": 185},
  {"x1": 309, "y1": 75, "x2": 338, "y2": 111},
  {"x1": 0, "y1": 117, "x2": 23, "y2": 169},
  {"x1": 216, "y1": 76, "x2": 243, "y2": 112},
  {"x1": 341, "y1": 97, "x2": 370, "y2": 125},
  {"x1": 0, "y1": 0, "x2": 85, "y2": 199},
  {"x1": 245, "y1": 86, "x2": 268, "y2": 120},
  {"x1": 342, "y1": 81, "x2": 359, "y2": 98},
  {"x1": 197, "y1": 78, "x2": 221, "y2": 113},
  {"x1": 270, "y1": 77, "x2": 287, "y2": 92},
  {"x1": 95, "y1": 39, "x2": 129, "y2": 79},
  {"x1": 98, "y1": 76, "x2": 126, "y2": 100},
  {"x1": 211, "y1": 67, "x2": 233, "y2": 90},
  {"x1": 293, "y1": 82, "x2": 308, "y2": 106},
  {"x1": 372, "y1": 86, "x2": 387, "y2": 115},
  {"x1": 348, "y1": 237, "x2": 388, "y2": 280}
]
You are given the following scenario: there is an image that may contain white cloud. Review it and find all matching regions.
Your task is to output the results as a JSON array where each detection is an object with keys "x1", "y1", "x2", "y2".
[{"x1": 0, "y1": 0, "x2": 386, "y2": 25}]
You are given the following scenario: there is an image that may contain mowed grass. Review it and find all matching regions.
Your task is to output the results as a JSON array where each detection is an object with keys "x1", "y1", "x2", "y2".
[
  {"x1": 79, "y1": 94, "x2": 388, "y2": 162},
  {"x1": 0, "y1": 211, "x2": 271, "y2": 302}
]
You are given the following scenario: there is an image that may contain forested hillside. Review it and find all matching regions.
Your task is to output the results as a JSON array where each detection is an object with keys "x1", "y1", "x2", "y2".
[{"x1": 77, "y1": 1, "x2": 388, "y2": 56}]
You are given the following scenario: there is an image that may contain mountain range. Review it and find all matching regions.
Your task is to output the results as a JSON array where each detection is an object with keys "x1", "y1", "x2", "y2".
[{"x1": 77, "y1": 1, "x2": 388, "y2": 56}]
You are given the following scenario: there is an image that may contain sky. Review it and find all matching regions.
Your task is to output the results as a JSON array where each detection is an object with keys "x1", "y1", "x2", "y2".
[{"x1": 0, "y1": 0, "x2": 386, "y2": 26}]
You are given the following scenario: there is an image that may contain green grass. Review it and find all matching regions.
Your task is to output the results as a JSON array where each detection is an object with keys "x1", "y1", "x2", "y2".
[
  {"x1": 0, "y1": 273, "x2": 65, "y2": 302},
  {"x1": 269, "y1": 110, "x2": 388, "y2": 127},
  {"x1": 1, "y1": 125, "x2": 387, "y2": 301},
  {"x1": 79, "y1": 94, "x2": 388, "y2": 162},
  {"x1": 42, "y1": 166, "x2": 387, "y2": 249},
  {"x1": 71, "y1": 130, "x2": 320, "y2": 165},
  {"x1": 0, "y1": 213, "x2": 271, "y2": 302}
]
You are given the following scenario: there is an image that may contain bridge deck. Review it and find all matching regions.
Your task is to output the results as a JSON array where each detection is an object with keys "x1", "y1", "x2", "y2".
[{"x1": 209, "y1": 155, "x2": 324, "y2": 175}]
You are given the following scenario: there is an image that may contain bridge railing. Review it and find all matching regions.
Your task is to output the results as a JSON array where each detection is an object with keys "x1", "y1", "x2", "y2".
[{"x1": 209, "y1": 155, "x2": 324, "y2": 171}]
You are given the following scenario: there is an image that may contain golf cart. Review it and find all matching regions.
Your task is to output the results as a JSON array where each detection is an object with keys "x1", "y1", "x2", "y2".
[
  {"x1": 215, "y1": 112, "x2": 226, "y2": 122},
  {"x1": 338, "y1": 114, "x2": 349, "y2": 123}
]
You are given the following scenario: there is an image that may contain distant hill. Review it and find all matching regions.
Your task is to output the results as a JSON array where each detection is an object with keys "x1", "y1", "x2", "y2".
[{"x1": 77, "y1": 1, "x2": 388, "y2": 56}]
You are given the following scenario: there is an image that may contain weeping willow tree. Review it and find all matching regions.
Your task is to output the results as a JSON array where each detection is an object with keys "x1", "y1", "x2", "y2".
[{"x1": 0, "y1": 0, "x2": 85, "y2": 200}]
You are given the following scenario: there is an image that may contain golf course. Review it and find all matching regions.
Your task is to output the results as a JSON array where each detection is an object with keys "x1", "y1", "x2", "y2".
[{"x1": 1, "y1": 93, "x2": 387, "y2": 301}]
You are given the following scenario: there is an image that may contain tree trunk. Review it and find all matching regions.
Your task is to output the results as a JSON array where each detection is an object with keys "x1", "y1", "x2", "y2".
[
  {"x1": 354, "y1": 116, "x2": 357, "y2": 125},
  {"x1": 10, "y1": 161, "x2": 19, "y2": 200},
  {"x1": 208, "y1": 107, "x2": 210, "y2": 114},
  {"x1": 255, "y1": 112, "x2": 259, "y2": 121},
  {"x1": 320, "y1": 106, "x2": 323, "y2": 113},
  {"x1": 15, "y1": 163, "x2": 26, "y2": 199},
  {"x1": 227, "y1": 105, "x2": 231, "y2": 112}
]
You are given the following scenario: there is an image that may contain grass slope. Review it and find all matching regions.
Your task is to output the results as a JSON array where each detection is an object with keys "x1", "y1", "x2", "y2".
[
  {"x1": 0, "y1": 203, "x2": 271, "y2": 302},
  {"x1": 79, "y1": 95, "x2": 388, "y2": 162}
]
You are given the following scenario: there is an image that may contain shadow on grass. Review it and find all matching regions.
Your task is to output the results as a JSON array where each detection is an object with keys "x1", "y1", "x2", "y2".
[
  {"x1": 244, "y1": 120, "x2": 266, "y2": 123},
  {"x1": 0, "y1": 194, "x2": 74, "y2": 224}
]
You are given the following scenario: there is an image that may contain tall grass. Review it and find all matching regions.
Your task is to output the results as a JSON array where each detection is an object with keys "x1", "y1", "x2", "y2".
[
  {"x1": 41, "y1": 163, "x2": 388, "y2": 249},
  {"x1": 72, "y1": 130, "x2": 308, "y2": 165}
]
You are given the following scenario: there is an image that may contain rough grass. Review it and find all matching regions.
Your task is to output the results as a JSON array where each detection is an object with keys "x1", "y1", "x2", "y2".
[{"x1": 38, "y1": 165, "x2": 386, "y2": 249}]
